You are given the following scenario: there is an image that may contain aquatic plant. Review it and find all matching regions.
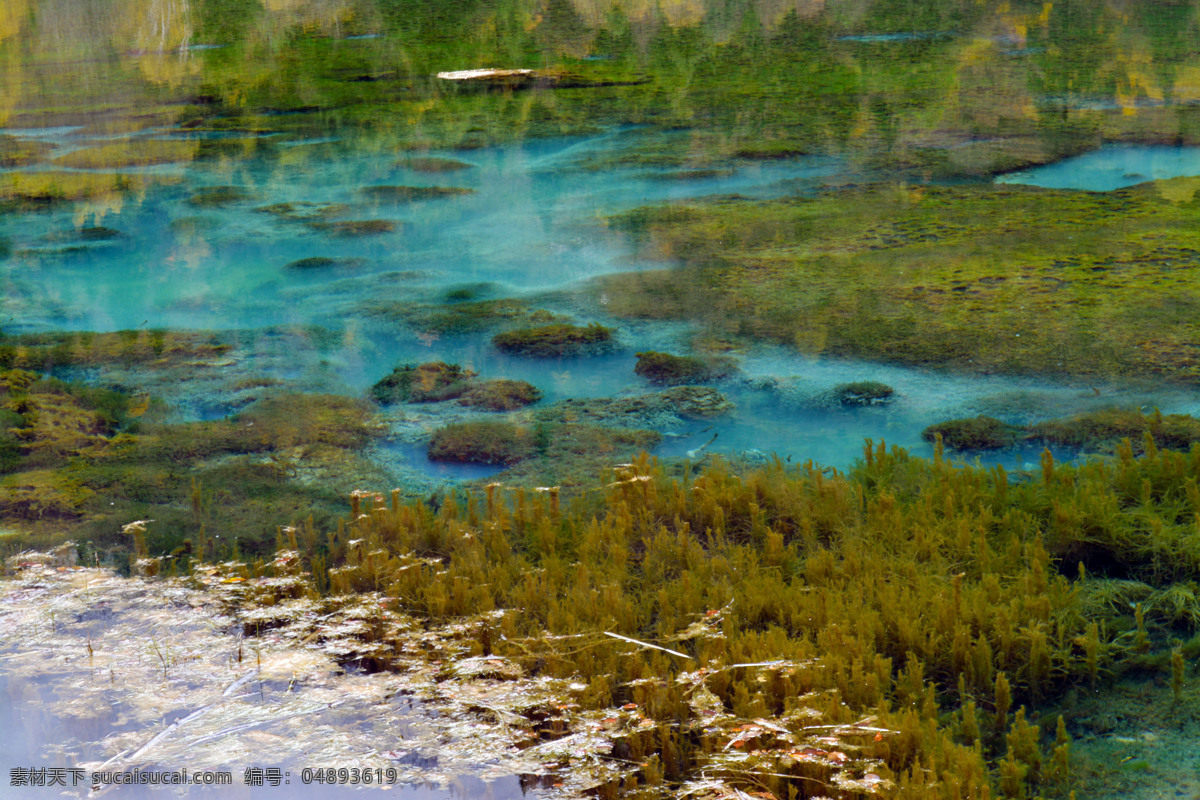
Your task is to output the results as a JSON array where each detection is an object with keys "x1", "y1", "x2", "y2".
[
  {"x1": 186, "y1": 186, "x2": 254, "y2": 207},
  {"x1": 0, "y1": 330, "x2": 233, "y2": 371},
  {"x1": 358, "y1": 185, "x2": 475, "y2": 201},
  {"x1": 308, "y1": 219, "x2": 397, "y2": 236},
  {"x1": 405, "y1": 299, "x2": 566, "y2": 336},
  {"x1": 459, "y1": 379, "x2": 542, "y2": 411},
  {"x1": 633, "y1": 351, "x2": 736, "y2": 385},
  {"x1": 370, "y1": 362, "x2": 475, "y2": 404},
  {"x1": 427, "y1": 420, "x2": 537, "y2": 464},
  {"x1": 921, "y1": 416, "x2": 1022, "y2": 450},
  {"x1": 403, "y1": 156, "x2": 475, "y2": 173},
  {"x1": 0, "y1": 172, "x2": 179, "y2": 209},
  {"x1": 833, "y1": 380, "x2": 895, "y2": 407},
  {"x1": 284, "y1": 257, "x2": 338, "y2": 270},
  {"x1": 597, "y1": 185, "x2": 1200, "y2": 384},
  {"x1": 492, "y1": 322, "x2": 615, "y2": 358}
]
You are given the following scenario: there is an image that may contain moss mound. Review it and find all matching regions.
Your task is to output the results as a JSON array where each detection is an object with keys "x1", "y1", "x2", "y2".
[
  {"x1": 833, "y1": 380, "x2": 895, "y2": 407},
  {"x1": 284, "y1": 257, "x2": 338, "y2": 270},
  {"x1": 371, "y1": 362, "x2": 475, "y2": 404},
  {"x1": 492, "y1": 323, "x2": 614, "y2": 358},
  {"x1": 403, "y1": 157, "x2": 475, "y2": 173},
  {"x1": 413, "y1": 299, "x2": 565, "y2": 335},
  {"x1": 309, "y1": 219, "x2": 397, "y2": 237},
  {"x1": 633, "y1": 351, "x2": 735, "y2": 385},
  {"x1": 459, "y1": 379, "x2": 542, "y2": 411},
  {"x1": 359, "y1": 185, "x2": 475, "y2": 201},
  {"x1": 1029, "y1": 408, "x2": 1200, "y2": 452},
  {"x1": 427, "y1": 420, "x2": 537, "y2": 465},
  {"x1": 922, "y1": 415, "x2": 1022, "y2": 450},
  {"x1": 187, "y1": 186, "x2": 254, "y2": 207}
]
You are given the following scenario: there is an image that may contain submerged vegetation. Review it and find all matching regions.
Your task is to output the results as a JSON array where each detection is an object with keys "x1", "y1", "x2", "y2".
[
  {"x1": 925, "y1": 408, "x2": 1200, "y2": 454},
  {"x1": 599, "y1": 185, "x2": 1200, "y2": 384},
  {"x1": 633, "y1": 351, "x2": 736, "y2": 385},
  {"x1": 492, "y1": 322, "x2": 616, "y2": 358},
  {"x1": 370, "y1": 362, "x2": 540, "y2": 410}
]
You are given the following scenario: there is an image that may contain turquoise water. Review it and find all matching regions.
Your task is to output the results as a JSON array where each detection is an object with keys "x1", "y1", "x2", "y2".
[
  {"x1": 996, "y1": 144, "x2": 1200, "y2": 191},
  {"x1": 5, "y1": 123, "x2": 1199, "y2": 481}
]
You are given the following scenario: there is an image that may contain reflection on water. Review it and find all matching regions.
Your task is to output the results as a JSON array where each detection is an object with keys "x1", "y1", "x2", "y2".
[{"x1": 0, "y1": 567, "x2": 539, "y2": 800}]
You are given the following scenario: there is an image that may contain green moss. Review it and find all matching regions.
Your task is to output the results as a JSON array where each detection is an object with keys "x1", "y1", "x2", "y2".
[
  {"x1": 308, "y1": 219, "x2": 398, "y2": 236},
  {"x1": 186, "y1": 186, "x2": 254, "y2": 207},
  {"x1": 370, "y1": 362, "x2": 475, "y2": 404},
  {"x1": 0, "y1": 330, "x2": 232, "y2": 370},
  {"x1": 833, "y1": 380, "x2": 895, "y2": 407},
  {"x1": 633, "y1": 351, "x2": 735, "y2": 385},
  {"x1": 0, "y1": 172, "x2": 179, "y2": 209},
  {"x1": 256, "y1": 202, "x2": 351, "y2": 221},
  {"x1": 414, "y1": 300, "x2": 565, "y2": 335},
  {"x1": 358, "y1": 185, "x2": 476, "y2": 201},
  {"x1": 232, "y1": 394, "x2": 380, "y2": 450},
  {"x1": 403, "y1": 157, "x2": 475, "y2": 173},
  {"x1": 284, "y1": 257, "x2": 338, "y2": 270},
  {"x1": 596, "y1": 185, "x2": 1200, "y2": 384},
  {"x1": 459, "y1": 379, "x2": 542, "y2": 411},
  {"x1": 1030, "y1": 408, "x2": 1200, "y2": 453},
  {"x1": 493, "y1": 323, "x2": 615, "y2": 357},
  {"x1": 428, "y1": 420, "x2": 537, "y2": 465},
  {"x1": 0, "y1": 135, "x2": 50, "y2": 167},
  {"x1": 78, "y1": 226, "x2": 123, "y2": 241},
  {"x1": 922, "y1": 415, "x2": 1022, "y2": 450}
]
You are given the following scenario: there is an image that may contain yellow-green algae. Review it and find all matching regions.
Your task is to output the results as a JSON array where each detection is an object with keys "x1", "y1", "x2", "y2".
[
  {"x1": 45, "y1": 438, "x2": 1200, "y2": 798},
  {"x1": 0, "y1": 369, "x2": 388, "y2": 560},
  {"x1": 596, "y1": 183, "x2": 1200, "y2": 384}
]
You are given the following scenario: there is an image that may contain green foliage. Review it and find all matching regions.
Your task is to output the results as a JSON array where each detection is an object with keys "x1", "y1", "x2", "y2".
[
  {"x1": 492, "y1": 323, "x2": 615, "y2": 357},
  {"x1": 633, "y1": 351, "x2": 735, "y2": 385}
]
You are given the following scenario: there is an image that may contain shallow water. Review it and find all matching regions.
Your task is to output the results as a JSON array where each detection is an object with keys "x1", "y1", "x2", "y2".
[
  {"x1": 996, "y1": 144, "x2": 1200, "y2": 191},
  {"x1": 0, "y1": 568, "x2": 539, "y2": 800},
  {"x1": 7, "y1": 122, "x2": 1196, "y2": 478}
]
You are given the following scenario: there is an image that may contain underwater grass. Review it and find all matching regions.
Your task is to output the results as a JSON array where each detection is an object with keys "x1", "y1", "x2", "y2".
[{"x1": 596, "y1": 184, "x2": 1200, "y2": 384}]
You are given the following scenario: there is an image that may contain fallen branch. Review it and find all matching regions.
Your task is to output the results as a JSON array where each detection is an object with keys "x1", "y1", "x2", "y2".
[{"x1": 603, "y1": 631, "x2": 691, "y2": 660}]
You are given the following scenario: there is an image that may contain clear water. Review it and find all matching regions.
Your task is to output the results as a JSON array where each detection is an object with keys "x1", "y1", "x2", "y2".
[
  {"x1": 995, "y1": 144, "x2": 1200, "y2": 191},
  {"x1": 5, "y1": 123, "x2": 1198, "y2": 477}
]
